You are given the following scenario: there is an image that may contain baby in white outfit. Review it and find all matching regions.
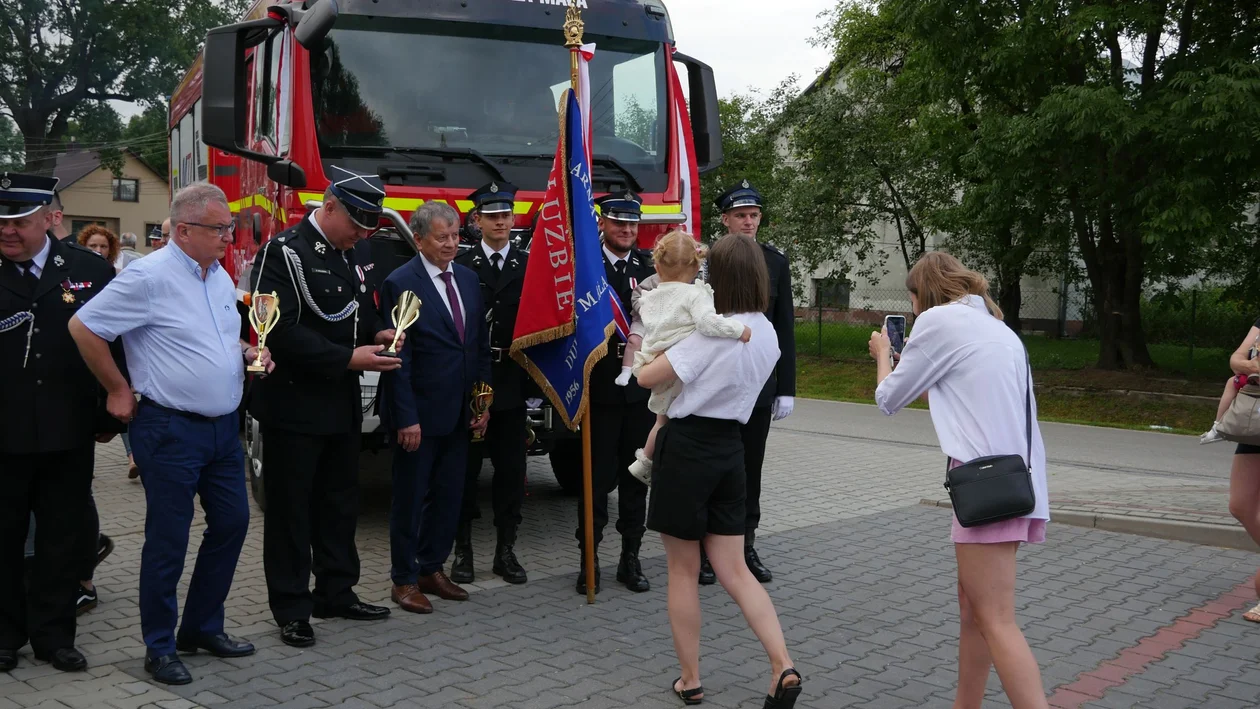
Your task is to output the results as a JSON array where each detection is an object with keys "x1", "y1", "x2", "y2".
[{"x1": 617, "y1": 230, "x2": 750, "y2": 484}]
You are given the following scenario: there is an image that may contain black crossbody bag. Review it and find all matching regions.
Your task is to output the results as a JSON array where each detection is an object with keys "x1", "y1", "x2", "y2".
[{"x1": 944, "y1": 350, "x2": 1037, "y2": 528}]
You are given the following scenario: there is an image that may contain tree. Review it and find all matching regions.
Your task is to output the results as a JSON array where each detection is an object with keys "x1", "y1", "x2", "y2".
[
  {"x1": 123, "y1": 104, "x2": 171, "y2": 176},
  {"x1": 0, "y1": 0, "x2": 246, "y2": 174},
  {"x1": 884, "y1": 0, "x2": 1260, "y2": 369}
]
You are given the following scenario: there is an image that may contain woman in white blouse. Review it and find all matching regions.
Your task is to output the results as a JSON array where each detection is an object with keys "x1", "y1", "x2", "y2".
[{"x1": 868, "y1": 252, "x2": 1050, "y2": 709}]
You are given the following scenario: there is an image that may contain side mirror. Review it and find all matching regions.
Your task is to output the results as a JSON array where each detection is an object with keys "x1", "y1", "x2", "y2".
[
  {"x1": 267, "y1": 159, "x2": 307, "y2": 188},
  {"x1": 202, "y1": 17, "x2": 284, "y2": 165},
  {"x1": 294, "y1": 0, "x2": 339, "y2": 48},
  {"x1": 673, "y1": 53, "x2": 723, "y2": 175}
]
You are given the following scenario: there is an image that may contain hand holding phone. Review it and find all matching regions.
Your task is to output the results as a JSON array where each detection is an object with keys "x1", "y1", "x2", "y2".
[{"x1": 884, "y1": 315, "x2": 907, "y2": 365}]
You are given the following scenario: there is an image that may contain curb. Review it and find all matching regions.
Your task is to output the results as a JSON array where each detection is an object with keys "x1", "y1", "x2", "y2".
[{"x1": 919, "y1": 498, "x2": 1259, "y2": 552}]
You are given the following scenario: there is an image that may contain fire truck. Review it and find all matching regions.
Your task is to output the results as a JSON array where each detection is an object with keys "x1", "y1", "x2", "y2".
[{"x1": 170, "y1": 0, "x2": 722, "y2": 507}]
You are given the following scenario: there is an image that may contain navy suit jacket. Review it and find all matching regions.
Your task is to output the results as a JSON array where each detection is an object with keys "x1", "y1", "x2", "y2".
[{"x1": 380, "y1": 255, "x2": 491, "y2": 438}]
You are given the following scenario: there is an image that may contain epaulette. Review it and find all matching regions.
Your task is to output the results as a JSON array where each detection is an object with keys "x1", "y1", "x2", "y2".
[
  {"x1": 760, "y1": 242, "x2": 785, "y2": 258},
  {"x1": 63, "y1": 241, "x2": 97, "y2": 257}
]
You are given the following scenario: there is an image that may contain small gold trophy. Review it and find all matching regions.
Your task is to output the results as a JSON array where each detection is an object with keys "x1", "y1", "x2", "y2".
[
  {"x1": 383, "y1": 290, "x2": 422, "y2": 357},
  {"x1": 470, "y1": 382, "x2": 494, "y2": 441},
  {"x1": 247, "y1": 291, "x2": 281, "y2": 374}
]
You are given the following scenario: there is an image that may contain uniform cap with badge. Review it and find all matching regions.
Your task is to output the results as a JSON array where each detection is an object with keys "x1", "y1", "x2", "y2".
[
  {"x1": 714, "y1": 179, "x2": 764, "y2": 213},
  {"x1": 0, "y1": 172, "x2": 60, "y2": 218},
  {"x1": 595, "y1": 190, "x2": 643, "y2": 223},
  {"x1": 469, "y1": 182, "x2": 518, "y2": 215},
  {"x1": 327, "y1": 166, "x2": 386, "y2": 230}
]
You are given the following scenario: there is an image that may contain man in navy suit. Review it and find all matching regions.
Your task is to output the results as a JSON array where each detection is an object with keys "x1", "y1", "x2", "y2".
[{"x1": 380, "y1": 202, "x2": 491, "y2": 614}]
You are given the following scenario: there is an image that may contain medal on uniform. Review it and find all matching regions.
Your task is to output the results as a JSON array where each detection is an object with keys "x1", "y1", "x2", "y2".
[{"x1": 61, "y1": 289, "x2": 75, "y2": 304}]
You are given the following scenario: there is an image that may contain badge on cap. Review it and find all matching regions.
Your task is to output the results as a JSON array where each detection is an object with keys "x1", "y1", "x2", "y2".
[
  {"x1": 490, "y1": 182, "x2": 499, "y2": 193},
  {"x1": 1, "y1": 177, "x2": 10, "y2": 190},
  {"x1": 742, "y1": 179, "x2": 750, "y2": 189}
]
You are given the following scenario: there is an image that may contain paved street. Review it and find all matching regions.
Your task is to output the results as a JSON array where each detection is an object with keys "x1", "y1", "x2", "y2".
[{"x1": 3, "y1": 399, "x2": 1258, "y2": 708}]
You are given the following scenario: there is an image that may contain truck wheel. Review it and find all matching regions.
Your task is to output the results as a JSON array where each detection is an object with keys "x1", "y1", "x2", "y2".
[
  {"x1": 549, "y1": 439, "x2": 583, "y2": 496},
  {"x1": 244, "y1": 414, "x2": 266, "y2": 513}
]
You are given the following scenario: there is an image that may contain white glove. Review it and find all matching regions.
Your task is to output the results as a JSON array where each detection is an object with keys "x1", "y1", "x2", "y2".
[
  {"x1": 771, "y1": 396, "x2": 794, "y2": 421},
  {"x1": 525, "y1": 398, "x2": 543, "y2": 409},
  {"x1": 614, "y1": 366, "x2": 632, "y2": 386}
]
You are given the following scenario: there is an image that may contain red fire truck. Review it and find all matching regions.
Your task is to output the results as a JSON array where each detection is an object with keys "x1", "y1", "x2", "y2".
[{"x1": 170, "y1": 0, "x2": 722, "y2": 505}]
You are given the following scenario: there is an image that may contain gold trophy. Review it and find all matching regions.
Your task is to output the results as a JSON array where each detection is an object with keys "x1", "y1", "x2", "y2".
[
  {"x1": 470, "y1": 382, "x2": 494, "y2": 441},
  {"x1": 247, "y1": 291, "x2": 281, "y2": 374},
  {"x1": 383, "y1": 290, "x2": 422, "y2": 357}
]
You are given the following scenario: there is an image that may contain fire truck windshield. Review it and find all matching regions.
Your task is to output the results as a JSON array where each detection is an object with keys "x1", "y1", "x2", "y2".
[{"x1": 312, "y1": 20, "x2": 669, "y2": 193}]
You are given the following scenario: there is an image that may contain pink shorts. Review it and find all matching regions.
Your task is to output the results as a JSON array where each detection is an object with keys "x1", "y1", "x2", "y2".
[{"x1": 951, "y1": 514, "x2": 1047, "y2": 544}]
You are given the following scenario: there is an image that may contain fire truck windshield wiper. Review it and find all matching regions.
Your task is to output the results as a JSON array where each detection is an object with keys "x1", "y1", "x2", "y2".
[
  {"x1": 495, "y1": 153, "x2": 644, "y2": 193},
  {"x1": 386, "y1": 146, "x2": 508, "y2": 182}
]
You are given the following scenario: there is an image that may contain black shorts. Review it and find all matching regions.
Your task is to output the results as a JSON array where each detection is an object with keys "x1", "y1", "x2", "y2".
[
  {"x1": 646, "y1": 415, "x2": 746, "y2": 541},
  {"x1": 1237, "y1": 444, "x2": 1260, "y2": 455}
]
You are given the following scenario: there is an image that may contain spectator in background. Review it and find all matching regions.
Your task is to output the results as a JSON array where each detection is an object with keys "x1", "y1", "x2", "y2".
[
  {"x1": 49, "y1": 192, "x2": 67, "y2": 240},
  {"x1": 148, "y1": 220, "x2": 170, "y2": 251},
  {"x1": 78, "y1": 225, "x2": 120, "y2": 266},
  {"x1": 115, "y1": 233, "x2": 142, "y2": 272}
]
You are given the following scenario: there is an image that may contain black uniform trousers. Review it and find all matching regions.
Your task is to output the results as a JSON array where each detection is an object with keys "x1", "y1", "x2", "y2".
[
  {"x1": 739, "y1": 405, "x2": 773, "y2": 532},
  {"x1": 261, "y1": 426, "x2": 362, "y2": 625},
  {"x1": 461, "y1": 406, "x2": 527, "y2": 531},
  {"x1": 577, "y1": 401, "x2": 654, "y2": 548},
  {"x1": 0, "y1": 446, "x2": 93, "y2": 653}
]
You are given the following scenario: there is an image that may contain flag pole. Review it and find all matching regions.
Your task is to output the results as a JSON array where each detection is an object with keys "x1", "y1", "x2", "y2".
[{"x1": 564, "y1": 0, "x2": 597, "y2": 606}]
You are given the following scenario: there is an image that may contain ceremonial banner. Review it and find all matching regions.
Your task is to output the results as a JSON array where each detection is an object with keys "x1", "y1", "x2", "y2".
[{"x1": 510, "y1": 89, "x2": 617, "y2": 430}]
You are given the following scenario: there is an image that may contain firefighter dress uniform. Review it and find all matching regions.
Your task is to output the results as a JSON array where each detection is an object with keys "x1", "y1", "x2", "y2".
[
  {"x1": 248, "y1": 167, "x2": 393, "y2": 644},
  {"x1": 0, "y1": 174, "x2": 118, "y2": 672},
  {"x1": 575, "y1": 191, "x2": 655, "y2": 595},
  {"x1": 449, "y1": 182, "x2": 533, "y2": 585}
]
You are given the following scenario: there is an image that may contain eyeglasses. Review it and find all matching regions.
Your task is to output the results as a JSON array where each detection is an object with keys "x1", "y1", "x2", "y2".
[{"x1": 185, "y1": 222, "x2": 236, "y2": 238}]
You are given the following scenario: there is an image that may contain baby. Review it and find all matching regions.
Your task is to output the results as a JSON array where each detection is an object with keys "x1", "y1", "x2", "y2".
[
  {"x1": 1201, "y1": 338, "x2": 1260, "y2": 444},
  {"x1": 615, "y1": 230, "x2": 751, "y2": 484}
]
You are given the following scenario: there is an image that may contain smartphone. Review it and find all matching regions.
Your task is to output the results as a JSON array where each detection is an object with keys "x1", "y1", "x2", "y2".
[{"x1": 884, "y1": 315, "x2": 907, "y2": 359}]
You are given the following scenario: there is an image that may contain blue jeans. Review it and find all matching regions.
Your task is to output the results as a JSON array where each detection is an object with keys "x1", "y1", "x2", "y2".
[
  {"x1": 130, "y1": 402, "x2": 249, "y2": 656},
  {"x1": 121, "y1": 432, "x2": 133, "y2": 457}
]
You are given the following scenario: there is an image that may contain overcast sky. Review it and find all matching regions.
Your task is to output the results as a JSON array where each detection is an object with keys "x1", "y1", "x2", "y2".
[{"x1": 669, "y1": 0, "x2": 836, "y2": 98}]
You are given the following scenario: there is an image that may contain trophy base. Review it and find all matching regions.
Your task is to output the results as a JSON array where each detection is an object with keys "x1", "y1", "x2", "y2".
[
  {"x1": 471, "y1": 433, "x2": 485, "y2": 443},
  {"x1": 246, "y1": 364, "x2": 268, "y2": 375},
  {"x1": 379, "y1": 350, "x2": 400, "y2": 358}
]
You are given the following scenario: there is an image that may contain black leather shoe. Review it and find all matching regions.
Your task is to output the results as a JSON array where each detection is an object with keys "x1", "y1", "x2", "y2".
[
  {"x1": 96, "y1": 533, "x2": 114, "y2": 568},
  {"x1": 699, "y1": 550, "x2": 716, "y2": 586},
  {"x1": 34, "y1": 647, "x2": 86, "y2": 672},
  {"x1": 313, "y1": 603, "x2": 391, "y2": 621},
  {"x1": 451, "y1": 519, "x2": 474, "y2": 584},
  {"x1": 176, "y1": 632, "x2": 255, "y2": 658},
  {"x1": 0, "y1": 648, "x2": 17, "y2": 672},
  {"x1": 280, "y1": 620, "x2": 315, "y2": 648},
  {"x1": 575, "y1": 552, "x2": 601, "y2": 595},
  {"x1": 745, "y1": 531, "x2": 772, "y2": 583},
  {"x1": 145, "y1": 653, "x2": 192, "y2": 685},
  {"x1": 616, "y1": 537, "x2": 650, "y2": 593},
  {"x1": 493, "y1": 527, "x2": 527, "y2": 584}
]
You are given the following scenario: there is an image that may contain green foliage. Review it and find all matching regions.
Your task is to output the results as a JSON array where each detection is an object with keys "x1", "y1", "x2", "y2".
[
  {"x1": 0, "y1": 0, "x2": 241, "y2": 174},
  {"x1": 123, "y1": 105, "x2": 171, "y2": 175},
  {"x1": 0, "y1": 117, "x2": 24, "y2": 171}
]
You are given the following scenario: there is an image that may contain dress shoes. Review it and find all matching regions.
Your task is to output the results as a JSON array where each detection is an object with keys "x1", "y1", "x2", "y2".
[
  {"x1": 145, "y1": 653, "x2": 192, "y2": 685},
  {"x1": 391, "y1": 584, "x2": 433, "y2": 614},
  {"x1": 417, "y1": 571, "x2": 469, "y2": 601},
  {"x1": 313, "y1": 602, "x2": 391, "y2": 621},
  {"x1": 176, "y1": 632, "x2": 256, "y2": 658},
  {"x1": 0, "y1": 648, "x2": 17, "y2": 672},
  {"x1": 280, "y1": 620, "x2": 316, "y2": 648},
  {"x1": 616, "y1": 537, "x2": 650, "y2": 593},
  {"x1": 450, "y1": 520, "x2": 474, "y2": 584},
  {"x1": 35, "y1": 647, "x2": 87, "y2": 672},
  {"x1": 96, "y1": 533, "x2": 114, "y2": 568},
  {"x1": 745, "y1": 531, "x2": 773, "y2": 583},
  {"x1": 698, "y1": 550, "x2": 716, "y2": 586}
]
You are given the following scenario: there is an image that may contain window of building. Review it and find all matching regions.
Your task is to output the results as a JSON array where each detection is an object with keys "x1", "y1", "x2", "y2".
[
  {"x1": 813, "y1": 277, "x2": 851, "y2": 309},
  {"x1": 112, "y1": 178, "x2": 139, "y2": 202}
]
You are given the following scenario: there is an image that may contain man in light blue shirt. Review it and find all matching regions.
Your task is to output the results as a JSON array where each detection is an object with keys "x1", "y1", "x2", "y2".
[{"x1": 69, "y1": 182, "x2": 271, "y2": 686}]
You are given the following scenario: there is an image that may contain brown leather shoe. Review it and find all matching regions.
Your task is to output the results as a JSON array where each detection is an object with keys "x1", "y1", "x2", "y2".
[
  {"x1": 416, "y1": 571, "x2": 469, "y2": 601},
  {"x1": 390, "y1": 584, "x2": 433, "y2": 614}
]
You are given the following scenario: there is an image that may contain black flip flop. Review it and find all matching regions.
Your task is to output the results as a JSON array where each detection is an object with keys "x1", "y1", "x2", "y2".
[
  {"x1": 762, "y1": 668, "x2": 803, "y2": 709},
  {"x1": 672, "y1": 676, "x2": 704, "y2": 705}
]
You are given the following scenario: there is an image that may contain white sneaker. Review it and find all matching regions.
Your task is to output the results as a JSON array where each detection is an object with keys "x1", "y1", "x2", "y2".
[
  {"x1": 1200, "y1": 424, "x2": 1225, "y2": 445},
  {"x1": 628, "y1": 448, "x2": 653, "y2": 486}
]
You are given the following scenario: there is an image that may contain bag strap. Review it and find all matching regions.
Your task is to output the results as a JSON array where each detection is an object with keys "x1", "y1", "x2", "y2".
[{"x1": 1022, "y1": 347, "x2": 1033, "y2": 470}]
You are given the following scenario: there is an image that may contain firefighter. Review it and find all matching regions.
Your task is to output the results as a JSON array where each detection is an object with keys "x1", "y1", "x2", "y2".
[
  {"x1": 0, "y1": 173, "x2": 120, "y2": 673},
  {"x1": 576, "y1": 190, "x2": 655, "y2": 595},
  {"x1": 450, "y1": 182, "x2": 531, "y2": 585},
  {"x1": 248, "y1": 166, "x2": 400, "y2": 648},
  {"x1": 713, "y1": 180, "x2": 795, "y2": 584}
]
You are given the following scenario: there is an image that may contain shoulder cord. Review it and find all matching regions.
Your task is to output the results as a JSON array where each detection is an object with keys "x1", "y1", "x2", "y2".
[
  {"x1": 281, "y1": 244, "x2": 360, "y2": 342},
  {"x1": 0, "y1": 311, "x2": 34, "y2": 368}
]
